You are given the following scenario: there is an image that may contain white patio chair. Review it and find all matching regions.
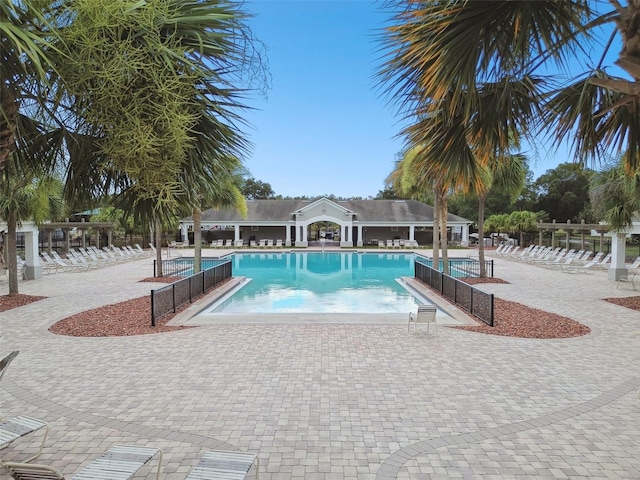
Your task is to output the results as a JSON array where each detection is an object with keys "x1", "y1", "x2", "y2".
[
  {"x1": 408, "y1": 304, "x2": 437, "y2": 335},
  {"x1": 616, "y1": 256, "x2": 640, "y2": 289}
]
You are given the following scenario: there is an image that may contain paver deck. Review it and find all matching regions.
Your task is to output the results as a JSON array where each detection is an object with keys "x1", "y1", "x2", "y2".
[{"x1": 1, "y1": 247, "x2": 639, "y2": 479}]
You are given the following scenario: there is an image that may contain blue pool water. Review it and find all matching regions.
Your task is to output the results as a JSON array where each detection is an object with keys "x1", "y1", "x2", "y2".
[{"x1": 203, "y1": 252, "x2": 424, "y2": 314}]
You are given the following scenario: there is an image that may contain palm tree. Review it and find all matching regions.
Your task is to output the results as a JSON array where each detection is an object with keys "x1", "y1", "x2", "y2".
[
  {"x1": 0, "y1": 159, "x2": 64, "y2": 295},
  {"x1": 590, "y1": 159, "x2": 640, "y2": 232},
  {"x1": 387, "y1": 145, "x2": 452, "y2": 273},
  {"x1": 475, "y1": 154, "x2": 527, "y2": 276},
  {"x1": 379, "y1": 1, "x2": 640, "y2": 210},
  {"x1": 1, "y1": 0, "x2": 58, "y2": 171},
  {"x1": 507, "y1": 210, "x2": 541, "y2": 247},
  {"x1": 50, "y1": 0, "x2": 266, "y2": 274},
  {"x1": 484, "y1": 214, "x2": 510, "y2": 240}
]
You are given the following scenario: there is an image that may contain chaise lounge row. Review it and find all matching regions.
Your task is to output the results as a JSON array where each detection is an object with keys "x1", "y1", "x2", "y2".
[{"x1": 0, "y1": 351, "x2": 259, "y2": 480}]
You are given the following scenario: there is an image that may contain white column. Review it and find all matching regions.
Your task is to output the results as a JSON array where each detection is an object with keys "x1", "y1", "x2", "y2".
[
  {"x1": 357, "y1": 225, "x2": 363, "y2": 247},
  {"x1": 234, "y1": 224, "x2": 240, "y2": 242},
  {"x1": 302, "y1": 224, "x2": 308, "y2": 242},
  {"x1": 285, "y1": 224, "x2": 292, "y2": 246},
  {"x1": 608, "y1": 232, "x2": 627, "y2": 281},
  {"x1": 23, "y1": 227, "x2": 42, "y2": 280},
  {"x1": 180, "y1": 224, "x2": 189, "y2": 243},
  {"x1": 409, "y1": 225, "x2": 415, "y2": 243},
  {"x1": 461, "y1": 224, "x2": 470, "y2": 247}
]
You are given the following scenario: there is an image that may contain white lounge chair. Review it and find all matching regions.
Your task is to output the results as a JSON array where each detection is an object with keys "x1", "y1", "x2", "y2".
[
  {"x1": 3, "y1": 445, "x2": 163, "y2": 480},
  {"x1": 0, "y1": 352, "x2": 49, "y2": 463},
  {"x1": 185, "y1": 450, "x2": 259, "y2": 480},
  {"x1": 562, "y1": 255, "x2": 609, "y2": 274},
  {"x1": 408, "y1": 304, "x2": 437, "y2": 335},
  {"x1": 275, "y1": 239, "x2": 283, "y2": 248},
  {"x1": 616, "y1": 256, "x2": 640, "y2": 289}
]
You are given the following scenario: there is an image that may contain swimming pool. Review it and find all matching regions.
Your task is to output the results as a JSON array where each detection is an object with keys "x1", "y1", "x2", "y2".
[{"x1": 201, "y1": 252, "x2": 425, "y2": 314}]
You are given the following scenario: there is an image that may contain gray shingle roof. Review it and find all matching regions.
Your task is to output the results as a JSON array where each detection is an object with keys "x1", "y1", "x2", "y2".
[{"x1": 194, "y1": 198, "x2": 471, "y2": 224}]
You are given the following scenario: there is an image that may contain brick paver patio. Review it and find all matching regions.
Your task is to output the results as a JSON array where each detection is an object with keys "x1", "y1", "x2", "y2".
[{"x1": 1, "y1": 248, "x2": 639, "y2": 479}]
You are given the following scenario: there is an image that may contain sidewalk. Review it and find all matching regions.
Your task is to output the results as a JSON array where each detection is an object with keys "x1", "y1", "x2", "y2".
[{"x1": 1, "y1": 249, "x2": 639, "y2": 479}]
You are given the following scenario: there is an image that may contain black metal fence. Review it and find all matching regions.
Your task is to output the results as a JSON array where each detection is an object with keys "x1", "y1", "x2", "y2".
[
  {"x1": 153, "y1": 257, "x2": 228, "y2": 277},
  {"x1": 414, "y1": 261, "x2": 494, "y2": 326},
  {"x1": 450, "y1": 258, "x2": 493, "y2": 278},
  {"x1": 150, "y1": 261, "x2": 232, "y2": 325}
]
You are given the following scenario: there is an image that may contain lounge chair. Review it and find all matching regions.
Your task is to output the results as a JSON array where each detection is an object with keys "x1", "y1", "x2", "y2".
[
  {"x1": 185, "y1": 451, "x2": 259, "y2": 480},
  {"x1": 49, "y1": 251, "x2": 86, "y2": 272},
  {"x1": 38, "y1": 253, "x2": 61, "y2": 274},
  {"x1": 3, "y1": 445, "x2": 163, "y2": 480},
  {"x1": 504, "y1": 246, "x2": 521, "y2": 259},
  {"x1": 408, "y1": 304, "x2": 437, "y2": 335},
  {"x1": 0, "y1": 350, "x2": 19, "y2": 382},
  {"x1": 266, "y1": 239, "x2": 274, "y2": 248},
  {"x1": 234, "y1": 239, "x2": 246, "y2": 248},
  {"x1": 102, "y1": 247, "x2": 125, "y2": 263},
  {"x1": 493, "y1": 244, "x2": 507, "y2": 254},
  {"x1": 90, "y1": 246, "x2": 117, "y2": 264},
  {"x1": 259, "y1": 239, "x2": 267, "y2": 248},
  {"x1": 616, "y1": 256, "x2": 640, "y2": 289},
  {"x1": 134, "y1": 244, "x2": 150, "y2": 256},
  {"x1": 496, "y1": 245, "x2": 514, "y2": 256},
  {"x1": 561, "y1": 255, "x2": 608, "y2": 274},
  {"x1": 0, "y1": 352, "x2": 49, "y2": 463},
  {"x1": 275, "y1": 239, "x2": 283, "y2": 248}
]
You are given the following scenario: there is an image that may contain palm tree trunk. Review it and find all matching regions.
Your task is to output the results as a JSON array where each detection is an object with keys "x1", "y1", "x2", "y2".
[
  {"x1": 7, "y1": 213, "x2": 19, "y2": 295},
  {"x1": 0, "y1": 88, "x2": 18, "y2": 171},
  {"x1": 193, "y1": 207, "x2": 202, "y2": 274},
  {"x1": 154, "y1": 220, "x2": 163, "y2": 277},
  {"x1": 478, "y1": 195, "x2": 487, "y2": 277}
]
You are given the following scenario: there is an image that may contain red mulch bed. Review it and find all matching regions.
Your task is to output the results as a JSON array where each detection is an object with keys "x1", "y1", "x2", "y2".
[
  {"x1": 602, "y1": 295, "x2": 640, "y2": 311},
  {"x1": 48, "y1": 296, "x2": 191, "y2": 337},
  {"x1": 454, "y1": 297, "x2": 592, "y2": 339},
  {"x1": 460, "y1": 277, "x2": 509, "y2": 285},
  {"x1": 0, "y1": 294, "x2": 47, "y2": 312},
  {"x1": 139, "y1": 276, "x2": 184, "y2": 283}
]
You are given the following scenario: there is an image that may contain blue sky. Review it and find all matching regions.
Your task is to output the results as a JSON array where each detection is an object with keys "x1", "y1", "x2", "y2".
[{"x1": 240, "y1": 0, "x2": 604, "y2": 199}]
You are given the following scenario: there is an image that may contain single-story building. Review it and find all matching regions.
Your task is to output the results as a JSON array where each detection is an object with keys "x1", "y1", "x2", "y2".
[{"x1": 180, "y1": 197, "x2": 473, "y2": 248}]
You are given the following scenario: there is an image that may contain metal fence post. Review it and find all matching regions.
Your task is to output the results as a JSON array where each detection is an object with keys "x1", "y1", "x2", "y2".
[
  {"x1": 172, "y1": 283, "x2": 176, "y2": 313},
  {"x1": 151, "y1": 290, "x2": 156, "y2": 327},
  {"x1": 489, "y1": 294, "x2": 494, "y2": 327}
]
